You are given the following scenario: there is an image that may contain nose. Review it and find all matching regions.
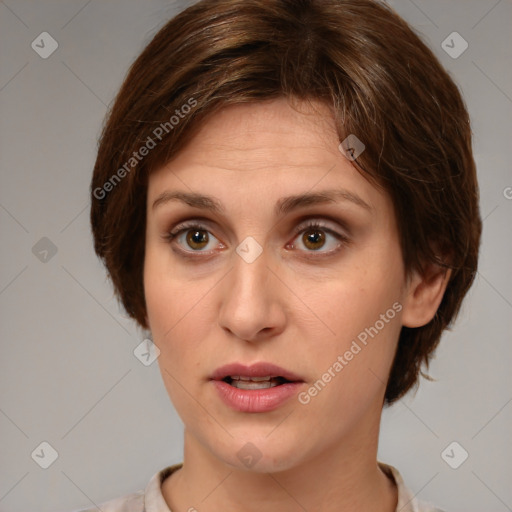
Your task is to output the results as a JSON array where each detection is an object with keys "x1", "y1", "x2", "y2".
[{"x1": 217, "y1": 244, "x2": 287, "y2": 343}]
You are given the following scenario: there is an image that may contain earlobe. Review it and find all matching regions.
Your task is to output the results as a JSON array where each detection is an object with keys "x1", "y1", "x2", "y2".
[{"x1": 401, "y1": 263, "x2": 452, "y2": 328}]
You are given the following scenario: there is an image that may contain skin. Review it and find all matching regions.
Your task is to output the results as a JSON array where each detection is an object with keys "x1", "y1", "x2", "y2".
[{"x1": 144, "y1": 97, "x2": 450, "y2": 512}]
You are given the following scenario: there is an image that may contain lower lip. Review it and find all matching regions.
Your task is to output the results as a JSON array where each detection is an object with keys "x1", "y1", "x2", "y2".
[{"x1": 211, "y1": 380, "x2": 303, "y2": 413}]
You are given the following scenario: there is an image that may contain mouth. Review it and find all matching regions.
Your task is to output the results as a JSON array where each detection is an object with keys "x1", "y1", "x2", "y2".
[
  {"x1": 210, "y1": 362, "x2": 304, "y2": 387},
  {"x1": 210, "y1": 362, "x2": 305, "y2": 412},
  {"x1": 221, "y1": 375, "x2": 293, "y2": 390},
  {"x1": 211, "y1": 361, "x2": 303, "y2": 392}
]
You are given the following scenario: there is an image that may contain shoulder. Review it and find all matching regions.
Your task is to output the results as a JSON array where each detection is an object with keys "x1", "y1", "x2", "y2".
[
  {"x1": 71, "y1": 490, "x2": 144, "y2": 512},
  {"x1": 379, "y1": 462, "x2": 447, "y2": 512},
  {"x1": 414, "y1": 501, "x2": 447, "y2": 512},
  {"x1": 68, "y1": 463, "x2": 182, "y2": 512}
]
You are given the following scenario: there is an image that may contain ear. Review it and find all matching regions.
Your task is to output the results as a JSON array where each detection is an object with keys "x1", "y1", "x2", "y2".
[{"x1": 401, "y1": 261, "x2": 452, "y2": 328}]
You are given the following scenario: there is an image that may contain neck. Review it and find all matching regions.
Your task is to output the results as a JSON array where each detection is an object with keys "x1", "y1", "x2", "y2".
[{"x1": 162, "y1": 408, "x2": 397, "y2": 512}]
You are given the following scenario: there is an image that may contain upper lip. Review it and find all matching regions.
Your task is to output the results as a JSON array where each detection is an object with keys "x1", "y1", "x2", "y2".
[{"x1": 210, "y1": 362, "x2": 304, "y2": 382}]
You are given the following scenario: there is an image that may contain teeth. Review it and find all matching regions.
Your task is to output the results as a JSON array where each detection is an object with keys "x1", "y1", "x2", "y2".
[
  {"x1": 227, "y1": 376, "x2": 286, "y2": 390},
  {"x1": 231, "y1": 375, "x2": 273, "y2": 382},
  {"x1": 231, "y1": 380, "x2": 280, "y2": 390}
]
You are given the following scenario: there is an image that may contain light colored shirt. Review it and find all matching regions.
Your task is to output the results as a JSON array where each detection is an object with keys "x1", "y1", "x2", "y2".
[{"x1": 74, "y1": 462, "x2": 446, "y2": 512}]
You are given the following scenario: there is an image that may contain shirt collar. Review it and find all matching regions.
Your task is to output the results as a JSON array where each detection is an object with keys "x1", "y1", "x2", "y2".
[{"x1": 144, "y1": 462, "x2": 425, "y2": 512}]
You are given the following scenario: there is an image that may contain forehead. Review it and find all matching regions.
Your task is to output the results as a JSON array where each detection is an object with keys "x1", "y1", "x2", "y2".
[
  {"x1": 151, "y1": 98, "x2": 340, "y2": 176},
  {"x1": 147, "y1": 98, "x2": 386, "y2": 215},
  {"x1": 189, "y1": 98, "x2": 339, "y2": 165}
]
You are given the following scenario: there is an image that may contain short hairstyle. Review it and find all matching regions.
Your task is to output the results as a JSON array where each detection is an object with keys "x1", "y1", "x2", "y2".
[{"x1": 90, "y1": 0, "x2": 481, "y2": 404}]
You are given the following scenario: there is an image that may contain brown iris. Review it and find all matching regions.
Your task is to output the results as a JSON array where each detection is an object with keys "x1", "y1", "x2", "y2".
[
  {"x1": 186, "y1": 229, "x2": 209, "y2": 250},
  {"x1": 302, "y1": 229, "x2": 325, "y2": 250}
]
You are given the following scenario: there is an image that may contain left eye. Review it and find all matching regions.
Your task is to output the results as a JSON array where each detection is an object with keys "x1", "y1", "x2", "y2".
[{"x1": 288, "y1": 222, "x2": 346, "y2": 253}]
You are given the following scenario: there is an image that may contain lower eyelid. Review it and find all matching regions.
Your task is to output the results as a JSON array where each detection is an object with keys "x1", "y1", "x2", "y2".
[{"x1": 289, "y1": 235, "x2": 347, "y2": 257}]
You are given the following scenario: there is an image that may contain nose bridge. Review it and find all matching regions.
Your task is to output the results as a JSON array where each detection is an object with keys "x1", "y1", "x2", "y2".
[
  {"x1": 218, "y1": 239, "x2": 285, "y2": 340},
  {"x1": 229, "y1": 240, "x2": 273, "y2": 311},
  {"x1": 232, "y1": 241, "x2": 270, "y2": 297}
]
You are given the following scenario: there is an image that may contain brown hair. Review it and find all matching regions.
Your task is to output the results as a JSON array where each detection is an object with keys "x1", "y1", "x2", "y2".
[{"x1": 90, "y1": 0, "x2": 481, "y2": 404}]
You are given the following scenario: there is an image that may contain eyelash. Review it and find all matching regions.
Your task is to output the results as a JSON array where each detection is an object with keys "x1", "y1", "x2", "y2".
[{"x1": 163, "y1": 219, "x2": 350, "y2": 261}]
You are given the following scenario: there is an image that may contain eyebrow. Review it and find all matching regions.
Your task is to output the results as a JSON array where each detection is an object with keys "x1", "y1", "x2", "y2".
[{"x1": 152, "y1": 188, "x2": 372, "y2": 215}]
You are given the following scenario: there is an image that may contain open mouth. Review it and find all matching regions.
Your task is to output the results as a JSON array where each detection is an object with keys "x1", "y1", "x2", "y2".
[
  {"x1": 212, "y1": 364, "x2": 304, "y2": 412},
  {"x1": 222, "y1": 376, "x2": 293, "y2": 390}
]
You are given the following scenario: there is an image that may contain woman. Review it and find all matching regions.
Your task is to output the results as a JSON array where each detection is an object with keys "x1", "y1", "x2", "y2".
[{"x1": 86, "y1": 0, "x2": 481, "y2": 510}]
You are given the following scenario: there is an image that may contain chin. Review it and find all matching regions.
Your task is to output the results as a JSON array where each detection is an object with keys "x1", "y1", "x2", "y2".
[{"x1": 213, "y1": 434, "x2": 307, "y2": 474}]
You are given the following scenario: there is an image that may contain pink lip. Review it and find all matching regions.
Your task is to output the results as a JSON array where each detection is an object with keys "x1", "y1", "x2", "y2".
[
  {"x1": 210, "y1": 362, "x2": 303, "y2": 382},
  {"x1": 212, "y1": 381, "x2": 303, "y2": 413},
  {"x1": 210, "y1": 362, "x2": 305, "y2": 413}
]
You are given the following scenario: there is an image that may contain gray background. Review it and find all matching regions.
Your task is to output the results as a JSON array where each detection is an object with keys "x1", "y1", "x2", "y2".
[{"x1": 0, "y1": 0, "x2": 511, "y2": 511}]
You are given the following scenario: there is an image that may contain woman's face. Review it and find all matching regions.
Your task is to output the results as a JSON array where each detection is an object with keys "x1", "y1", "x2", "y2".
[{"x1": 144, "y1": 98, "x2": 409, "y2": 472}]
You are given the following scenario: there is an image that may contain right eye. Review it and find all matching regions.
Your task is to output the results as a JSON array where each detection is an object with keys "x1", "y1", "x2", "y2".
[{"x1": 165, "y1": 222, "x2": 224, "y2": 255}]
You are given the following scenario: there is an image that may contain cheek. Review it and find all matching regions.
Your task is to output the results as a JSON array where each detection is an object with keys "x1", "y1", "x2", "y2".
[
  {"x1": 144, "y1": 250, "x2": 190, "y2": 368},
  {"x1": 144, "y1": 243, "x2": 206, "y2": 333},
  {"x1": 301, "y1": 297, "x2": 402, "y2": 431},
  {"x1": 307, "y1": 262, "x2": 403, "y2": 345},
  {"x1": 145, "y1": 277, "x2": 209, "y2": 357},
  {"x1": 301, "y1": 256, "x2": 404, "y2": 401},
  {"x1": 144, "y1": 258, "x2": 209, "y2": 418},
  {"x1": 143, "y1": 248, "x2": 221, "y2": 392}
]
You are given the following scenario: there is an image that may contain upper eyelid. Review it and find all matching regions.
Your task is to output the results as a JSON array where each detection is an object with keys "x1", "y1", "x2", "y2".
[
  {"x1": 168, "y1": 217, "x2": 345, "y2": 236},
  {"x1": 292, "y1": 219, "x2": 346, "y2": 235}
]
